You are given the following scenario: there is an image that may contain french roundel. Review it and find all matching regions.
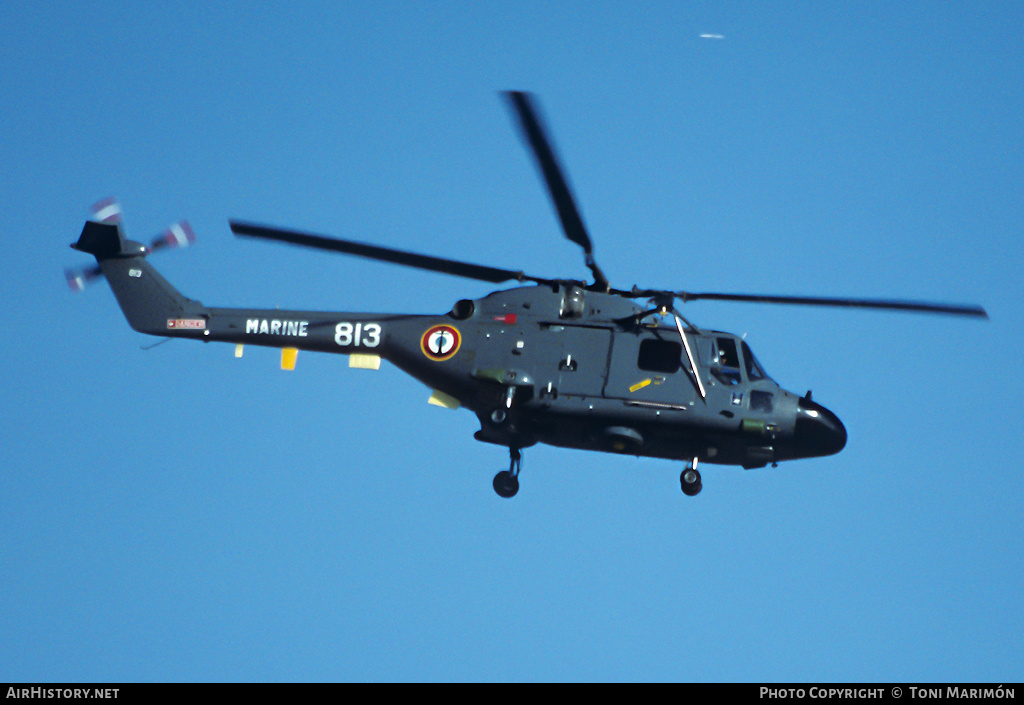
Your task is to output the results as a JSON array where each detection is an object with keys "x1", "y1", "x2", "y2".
[{"x1": 421, "y1": 325, "x2": 461, "y2": 361}]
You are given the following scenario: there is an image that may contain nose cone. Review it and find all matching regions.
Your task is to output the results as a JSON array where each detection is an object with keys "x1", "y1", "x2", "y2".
[{"x1": 794, "y1": 398, "x2": 847, "y2": 457}]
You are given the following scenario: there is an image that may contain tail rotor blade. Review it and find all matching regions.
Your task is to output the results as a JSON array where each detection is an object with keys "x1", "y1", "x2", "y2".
[
  {"x1": 90, "y1": 197, "x2": 122, "y2": 225},
  {"x1": 149, "y1": 220, "x2": 196, "y2": 253},
  {"x1": 65, "y1": 265, "x2": 103, "y2": 292}
]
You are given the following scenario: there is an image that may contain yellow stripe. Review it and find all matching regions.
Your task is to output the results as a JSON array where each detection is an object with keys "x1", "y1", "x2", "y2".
[{"x1": 629, "y1": 378, "x2": 652, "y2": 393}]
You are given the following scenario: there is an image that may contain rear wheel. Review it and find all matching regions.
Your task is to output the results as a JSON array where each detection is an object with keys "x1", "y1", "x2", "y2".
[{"x1": 493, "y1": 470, "x2": 519, "y2": 498}]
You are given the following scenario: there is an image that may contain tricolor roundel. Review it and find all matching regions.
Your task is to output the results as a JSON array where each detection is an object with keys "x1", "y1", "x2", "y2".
[{"x1": 421, "y1": 325, "x2": 461, "y2": 361}]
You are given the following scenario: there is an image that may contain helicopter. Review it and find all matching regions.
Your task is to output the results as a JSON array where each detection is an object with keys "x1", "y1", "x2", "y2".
[{"x1": 67, "y1": 91, "x2": 987, "y2": 498}]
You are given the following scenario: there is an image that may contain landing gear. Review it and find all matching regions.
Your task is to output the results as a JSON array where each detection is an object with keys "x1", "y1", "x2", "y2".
[
  {"x1": 680, "y1": 458, "x2": 702, "y2": 496},
  {"x1": 493, "y1": 448, "x2": 522, "y2": 498}
]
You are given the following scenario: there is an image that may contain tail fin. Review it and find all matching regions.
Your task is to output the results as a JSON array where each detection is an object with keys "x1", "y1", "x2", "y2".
[
  {"x1": 71, "y1": 220, "x2": 145, "y2": 259},
  {"x1": 71, "y1": 221, "x2": 207, "y2": 335}
]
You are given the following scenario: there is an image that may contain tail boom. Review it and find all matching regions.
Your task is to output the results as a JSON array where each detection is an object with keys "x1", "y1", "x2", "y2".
[{"x1": 72, "y1": 220, "x2": 420, "y2": 360}]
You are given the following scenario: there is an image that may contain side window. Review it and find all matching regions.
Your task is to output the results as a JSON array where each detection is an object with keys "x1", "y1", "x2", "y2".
[
  {"x1": 638, "y1": 339, "x2": 681, "y2": 373},
  {"x1": 750, "y1": 390, "x2": 774, "y2": 412}
]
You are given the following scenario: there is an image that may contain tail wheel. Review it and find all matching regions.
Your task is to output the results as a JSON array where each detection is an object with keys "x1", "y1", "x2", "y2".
[{"x1": 493, "y1": 470, "x2": 519, "y2": 498}]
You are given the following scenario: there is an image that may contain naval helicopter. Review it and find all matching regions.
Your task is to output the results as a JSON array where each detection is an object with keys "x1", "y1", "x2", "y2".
[{"x1": 66, "y1": 91, "x2": 987, "y2": 498}]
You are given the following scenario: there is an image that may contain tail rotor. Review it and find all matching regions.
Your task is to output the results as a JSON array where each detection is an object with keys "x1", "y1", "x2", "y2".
[{"x1": 65, "y1": 198, "x2": 196, "y2": 292}]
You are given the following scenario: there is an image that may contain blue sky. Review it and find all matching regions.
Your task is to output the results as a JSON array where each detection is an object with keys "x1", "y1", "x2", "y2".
[{"x1": 2, "y1": 1, "x2": 1021, "y2": 682}]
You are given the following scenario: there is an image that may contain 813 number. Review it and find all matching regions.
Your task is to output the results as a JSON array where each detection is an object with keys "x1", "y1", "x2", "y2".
[{"x1": 335, "y1": 322, "x2": 381, "y2": 348}]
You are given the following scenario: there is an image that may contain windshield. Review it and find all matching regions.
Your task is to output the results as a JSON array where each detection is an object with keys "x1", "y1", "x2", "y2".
[
  {"x1": 742, "y1": 341, "x2": 772, "y2": 383},
  {"x1": 696, "y1": 336, "x2": 774, "y2": 385}
]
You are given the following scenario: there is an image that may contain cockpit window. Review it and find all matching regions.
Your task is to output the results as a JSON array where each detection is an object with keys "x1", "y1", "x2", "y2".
[
  {"x1": 741, "y1": 341, "x2": 771, "y2": 382},
  {"x1": 697, "y1": 336, "x2": 741, "y2": 386}
]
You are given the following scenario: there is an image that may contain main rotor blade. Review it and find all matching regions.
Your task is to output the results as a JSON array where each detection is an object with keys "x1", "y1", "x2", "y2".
[
  {"x1": 504, "y1": 91, "x2": 610, "y2": 290},
  {"x1": 230, "y1": 221, "x2": 552, "y2": 286},
  {"x1": 675, "y1": 291, "x2": 988, "y2": 318}
]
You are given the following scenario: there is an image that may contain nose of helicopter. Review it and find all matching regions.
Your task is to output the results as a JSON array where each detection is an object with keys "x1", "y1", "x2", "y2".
[{"x1": 794, "y1": 397, "x2": 847, "y2": 457}]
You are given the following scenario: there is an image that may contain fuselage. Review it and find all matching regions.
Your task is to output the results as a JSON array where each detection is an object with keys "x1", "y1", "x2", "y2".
[{"x1": 380, "y1": 283, "x2": 847, "y2": 468}]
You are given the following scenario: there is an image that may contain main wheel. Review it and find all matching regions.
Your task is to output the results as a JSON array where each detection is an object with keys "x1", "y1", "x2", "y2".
[
  {"x1": 493, "y1": 470, "x2": 520, "y2": 498},
  {"x1": 680, "y1": 468, "x2": 702, "y2": 496}
]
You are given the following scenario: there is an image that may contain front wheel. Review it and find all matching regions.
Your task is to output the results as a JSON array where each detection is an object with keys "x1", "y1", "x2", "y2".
[{"x1": 680, "y1": 468, "x2": 702, "y2": 496}]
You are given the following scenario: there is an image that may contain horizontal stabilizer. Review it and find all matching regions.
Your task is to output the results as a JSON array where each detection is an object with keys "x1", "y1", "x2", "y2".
[{"x1": 71, "y1": 221, "x2": 143, "y2": 259}]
